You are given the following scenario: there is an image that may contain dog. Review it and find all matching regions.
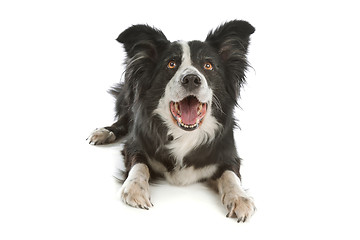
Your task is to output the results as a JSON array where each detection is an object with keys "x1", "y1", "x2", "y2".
[{"x1": 88, "y1": 20, "x2": 256, "y2": 222}]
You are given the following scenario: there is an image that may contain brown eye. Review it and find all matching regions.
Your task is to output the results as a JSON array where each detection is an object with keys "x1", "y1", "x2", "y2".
[
  {"x1": 167, "y1": 61, "x2": 176, "y2": 69},
  {"x1": 204, "y1": 62, "x2": 213, "y2": 70}
]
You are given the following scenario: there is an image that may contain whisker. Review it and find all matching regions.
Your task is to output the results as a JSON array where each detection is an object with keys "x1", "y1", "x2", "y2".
[{"x1": 212, "y1": 93, "x2": 225, "y2": 115}]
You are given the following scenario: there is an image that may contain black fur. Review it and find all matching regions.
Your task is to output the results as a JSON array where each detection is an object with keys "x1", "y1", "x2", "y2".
[{"x1": 104, "y1": 20, "x2": 254, "y2": 182}]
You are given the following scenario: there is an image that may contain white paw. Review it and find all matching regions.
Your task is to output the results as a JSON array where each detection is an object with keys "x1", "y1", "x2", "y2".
[
  {"x1": 87, "y1": 128, "x2": 116, "y2": 145},
  {"x1": 119, "y1": 178, "x2": 153, "y2": 210},
  {"x1": 222, "y1": 191, "x2": 256, "y2": 223}
]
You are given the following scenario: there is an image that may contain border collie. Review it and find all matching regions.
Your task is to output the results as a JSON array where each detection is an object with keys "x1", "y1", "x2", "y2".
[{"x1": 88, "y1": 20, "x2": 256, "y2": 222}]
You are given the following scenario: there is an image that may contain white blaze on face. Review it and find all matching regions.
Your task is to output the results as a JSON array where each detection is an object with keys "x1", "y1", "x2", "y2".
[{"x1": 166, "y1": 41, "x2": 212, "y2": 103}]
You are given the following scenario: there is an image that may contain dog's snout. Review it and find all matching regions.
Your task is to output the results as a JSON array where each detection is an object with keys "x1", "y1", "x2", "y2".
[{"x1": 181, "y1": 74, "x2": 201, "y2": 90}]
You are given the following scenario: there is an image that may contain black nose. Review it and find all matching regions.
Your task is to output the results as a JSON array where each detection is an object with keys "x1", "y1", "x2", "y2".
[{"x1": 181, "y1": 74, "x2": 201, "y2": 90}]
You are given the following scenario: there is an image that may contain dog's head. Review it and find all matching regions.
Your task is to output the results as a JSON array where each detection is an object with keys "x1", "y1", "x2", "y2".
[{"x1": 117, "y1": 20, "x2": 254, "y2": 134}]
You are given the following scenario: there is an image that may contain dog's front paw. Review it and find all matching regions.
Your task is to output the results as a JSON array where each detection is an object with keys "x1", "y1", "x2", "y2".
[
  {"x1": 119, "y1": 178, "x2": 153, "y2": 210},
  {"x1": 87, "y1": 128, "x2": 116, "y2": 145},
  {"x1": 222, "y1": 192, "x2": 256, "y2": 223}
]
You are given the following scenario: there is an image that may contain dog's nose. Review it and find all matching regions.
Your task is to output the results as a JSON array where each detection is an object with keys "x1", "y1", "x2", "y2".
[{"x1": 181, "y1": 74, "x2": 201, "y2": 90}]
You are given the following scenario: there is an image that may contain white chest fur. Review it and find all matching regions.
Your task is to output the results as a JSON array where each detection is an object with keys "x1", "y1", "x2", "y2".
[
  {"x1": 148, "y1": 158, "x2": 218, "y2": 185},
  {"x1": 164, "y1": 165, "x2": 218, "y2": 185}
]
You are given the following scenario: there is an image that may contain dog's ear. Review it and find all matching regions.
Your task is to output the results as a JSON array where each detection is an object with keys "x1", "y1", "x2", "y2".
[
  {"x1": 115, "y1": 25, "x2": 169, "y2": 98},
  {"x1": 117, "y1": 24, "x2": 169, "y2": 60},
  {"x1": 206, "y1": 20, "x2": 255, "y2": 98}
]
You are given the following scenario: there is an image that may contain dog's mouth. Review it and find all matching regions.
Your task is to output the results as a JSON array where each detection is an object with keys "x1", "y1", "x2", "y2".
[{"x1": 170, "y1": 96, "x2": 207, "y2": 131}]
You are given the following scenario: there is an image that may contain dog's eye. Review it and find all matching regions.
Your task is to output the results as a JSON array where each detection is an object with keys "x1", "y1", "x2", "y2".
[
  {"x1": 167, "y1": 61, "x2": 176, "y2": 69},
  {"x1": 204, "y1": 62, "x2": 213, "y2": 70}
]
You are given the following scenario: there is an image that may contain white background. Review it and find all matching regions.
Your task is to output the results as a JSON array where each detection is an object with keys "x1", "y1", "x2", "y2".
[{"x1": 1, "y1": 0, "x2": 359, "y2": 239}]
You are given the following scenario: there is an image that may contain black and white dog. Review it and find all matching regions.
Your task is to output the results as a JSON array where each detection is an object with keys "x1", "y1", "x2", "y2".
[{"x1": 88, "y1": 20, "x2": 256, "y2": 222}]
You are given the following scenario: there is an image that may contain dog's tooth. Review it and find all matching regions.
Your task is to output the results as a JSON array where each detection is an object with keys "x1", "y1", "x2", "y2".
[
  {"x1": 197, "y1": 104, "x2": 202, "y2": 115},
  {"x1": 175, "y1": 102, "x2": 181, "y2": 115}
]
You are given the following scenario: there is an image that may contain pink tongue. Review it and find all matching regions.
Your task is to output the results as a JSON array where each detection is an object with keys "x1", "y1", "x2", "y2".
[{"x1": 179, "y1": 97, "x2": 199, "y2": 125}]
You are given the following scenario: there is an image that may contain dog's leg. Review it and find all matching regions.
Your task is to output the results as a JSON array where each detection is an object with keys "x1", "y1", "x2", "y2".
[
  {"x1": 119, "y1": 163, "x2": 153, "y2": 210},
  {"x1": 87, "y1": 127, "x2": 116, "y2": 145},
  {"x1": 217, "y1": 170, "x2": 256, "y2": 222},
  {"x1": 87, "y1": 118, "x2": 129, "y2": 145}
]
